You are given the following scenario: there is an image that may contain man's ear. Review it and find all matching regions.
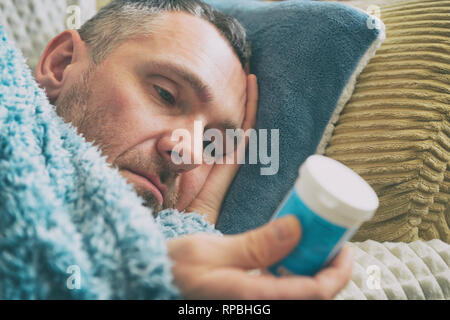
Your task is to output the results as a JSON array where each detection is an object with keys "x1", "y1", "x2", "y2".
[{"x1": 35, "y1": 30, "x2": 87, "y2": 102}]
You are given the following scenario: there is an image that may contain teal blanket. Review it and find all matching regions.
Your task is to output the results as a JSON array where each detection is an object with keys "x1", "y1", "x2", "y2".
[{"x1": 0, "y1": 26, "x2": 219, "y2": 299}]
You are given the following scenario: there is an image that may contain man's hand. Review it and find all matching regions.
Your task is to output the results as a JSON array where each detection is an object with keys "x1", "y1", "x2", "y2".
[
  {"x1": 167, "y1": 215, "x2": 354, "y2": 300},
  {"x1": 186, "y1": 74, "x2": 259, "y2": 224}
]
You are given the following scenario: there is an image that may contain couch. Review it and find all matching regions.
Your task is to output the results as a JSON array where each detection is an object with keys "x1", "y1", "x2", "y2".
[{"x1": 1, "y1": 0, "x2": 448, "y2": 300}]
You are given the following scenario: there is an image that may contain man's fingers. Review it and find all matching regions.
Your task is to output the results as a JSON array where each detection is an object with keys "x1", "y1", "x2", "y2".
[
  {"x1": 227, "y1": 246, "x2": 353, "y2": 300},
  {"x1": 242, "y1": 74, "x2": 258, "y2": 131},
  {"x1": 222, "y1": 215, "x2": 301, "y2": 270},
  {"x1": 313, "y1": 246, "x2": 354, "y2": 298},
  {"x1": 192, "y1": 267, "x2": 344, "y2": 300},
  {"x1": 220, "y1": 74, "x2": 258, "y2": 166}
]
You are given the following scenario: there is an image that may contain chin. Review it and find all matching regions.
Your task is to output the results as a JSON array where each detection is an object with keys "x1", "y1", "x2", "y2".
[{"x1": 133, "y1": 188, "x2": 161, "y2": 213}]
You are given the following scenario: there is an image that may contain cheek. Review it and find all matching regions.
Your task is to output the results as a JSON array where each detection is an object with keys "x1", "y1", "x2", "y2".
[
  {"x1": 102, "y1": 84, "x2": 144, "y2": 126},
  {"x1": 94, "y1": 81, "x2": 164, "y2": 154},
  {"x1": 175, "y1": 164, "x2": 214, "y2": 210},
  {"x1": 92, "y1": 67, "x2": 154, "y2": 130}
]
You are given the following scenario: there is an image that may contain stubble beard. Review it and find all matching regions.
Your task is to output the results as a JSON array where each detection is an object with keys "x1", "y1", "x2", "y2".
[{"x1": 54, "y1": 66, "x2": 180, "y2": 215}]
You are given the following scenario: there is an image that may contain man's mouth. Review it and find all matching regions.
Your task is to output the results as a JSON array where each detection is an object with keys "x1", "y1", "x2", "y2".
[{"x1": 122, "y1": 169, "x2": 167, "y2": 206}]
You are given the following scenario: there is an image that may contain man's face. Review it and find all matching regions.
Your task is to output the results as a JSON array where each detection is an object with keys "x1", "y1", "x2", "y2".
[{"x1": 54, "y1": 12, "x2": 248, "y2": 213}]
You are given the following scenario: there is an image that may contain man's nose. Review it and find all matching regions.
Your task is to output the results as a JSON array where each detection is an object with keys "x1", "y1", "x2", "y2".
[{"x1": 157, "y1": 124, "x2": 205, "y2": 173}]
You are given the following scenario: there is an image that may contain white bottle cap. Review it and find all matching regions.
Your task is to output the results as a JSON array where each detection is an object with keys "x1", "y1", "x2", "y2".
[{"x1": 295, "y1": 155, "x2": 379, "y2": 228}]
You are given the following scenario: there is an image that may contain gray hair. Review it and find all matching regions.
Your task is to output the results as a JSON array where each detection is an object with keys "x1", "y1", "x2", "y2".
[{"x1": 78, "y1": 0, "x2": 251, "y2": 70}]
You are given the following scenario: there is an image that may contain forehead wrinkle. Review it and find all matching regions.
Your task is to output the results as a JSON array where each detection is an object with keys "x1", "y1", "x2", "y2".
[{"x1": 141, "y1": 60, "x2": 244, "y2": 132}]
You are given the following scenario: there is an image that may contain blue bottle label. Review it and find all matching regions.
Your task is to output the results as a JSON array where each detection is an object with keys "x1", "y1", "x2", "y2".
[{"x1": 269, "y1": 188, "x2": 356, "y2": 276}]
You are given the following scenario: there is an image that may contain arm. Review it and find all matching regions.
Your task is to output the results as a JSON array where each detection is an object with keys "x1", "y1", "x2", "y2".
[{"x1": 165, "y1": 75, "x2": 354, "y2": 299}]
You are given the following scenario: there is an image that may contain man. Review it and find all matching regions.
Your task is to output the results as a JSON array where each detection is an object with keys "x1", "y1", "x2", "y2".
[{"x1": 34, "y1": 0, "x2": 353, "y2": 299}]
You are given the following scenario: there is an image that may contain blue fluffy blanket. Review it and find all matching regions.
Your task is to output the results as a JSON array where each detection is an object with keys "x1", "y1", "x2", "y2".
[{"x1": 0, "y1": 26, "x2": 219, "y2": 299}]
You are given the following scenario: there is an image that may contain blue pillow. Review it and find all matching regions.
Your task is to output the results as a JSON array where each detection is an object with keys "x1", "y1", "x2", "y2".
[{"x1": 206, "y1": 0, "x2": 385, "y2": 234}]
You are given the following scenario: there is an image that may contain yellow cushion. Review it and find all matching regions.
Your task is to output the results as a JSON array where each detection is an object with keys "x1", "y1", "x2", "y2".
[
  {"x1": 97, "y1": 0, "x2": 111, "y2": 10},
  {"x1": 323, "y1": 0, "x2": 450, "y2": 243}
]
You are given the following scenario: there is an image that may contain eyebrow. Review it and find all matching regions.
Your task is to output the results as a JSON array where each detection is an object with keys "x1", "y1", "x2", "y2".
[
  {"x1": 144, "y1": 60, "x2": 242, "y2": 131},
  {"x1": 144, "y1": 60, "x2": 215, "y2": 104}
]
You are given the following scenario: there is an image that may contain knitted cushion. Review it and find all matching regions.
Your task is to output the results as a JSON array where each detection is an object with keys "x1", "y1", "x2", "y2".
[
  {"x1": 0, "y1": 0, "x2": 96, "y2": 70},
  {"x1": 319, "y1": 0, "x2": 450, "y2": 243},
  {"x1": 336, "y1": 239, "x2": 450, "y2": 299}
]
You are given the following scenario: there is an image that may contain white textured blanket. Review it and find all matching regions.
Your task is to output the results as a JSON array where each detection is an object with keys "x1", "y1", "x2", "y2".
[{"x1": 336, "y1": 240, "x2": 450, "y2": 300}]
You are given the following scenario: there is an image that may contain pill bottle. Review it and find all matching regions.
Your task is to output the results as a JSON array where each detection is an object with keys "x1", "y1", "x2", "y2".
[{"x1": 269, "y1": 155, "x2": 379, "y2": 276}]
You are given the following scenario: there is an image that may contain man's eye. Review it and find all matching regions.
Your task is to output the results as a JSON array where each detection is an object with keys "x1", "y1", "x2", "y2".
[
  {"x1": 154, "y1": 85, "x2": 175, "y2": 105},
  {"x1": 203, "y1": 140, "x2": 219, "y2": 158},
  {"x1": 203, "y1": 140, "x2": 215, "y2": 155},
  {"x1": 203, "y1": 139, "x2": 232, "y2": 158}
]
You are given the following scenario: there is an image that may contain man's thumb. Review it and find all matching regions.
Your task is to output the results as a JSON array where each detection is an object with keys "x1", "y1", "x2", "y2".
[{"x1": 224, "y1": 215, "x2": 301, "y2": 269}]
